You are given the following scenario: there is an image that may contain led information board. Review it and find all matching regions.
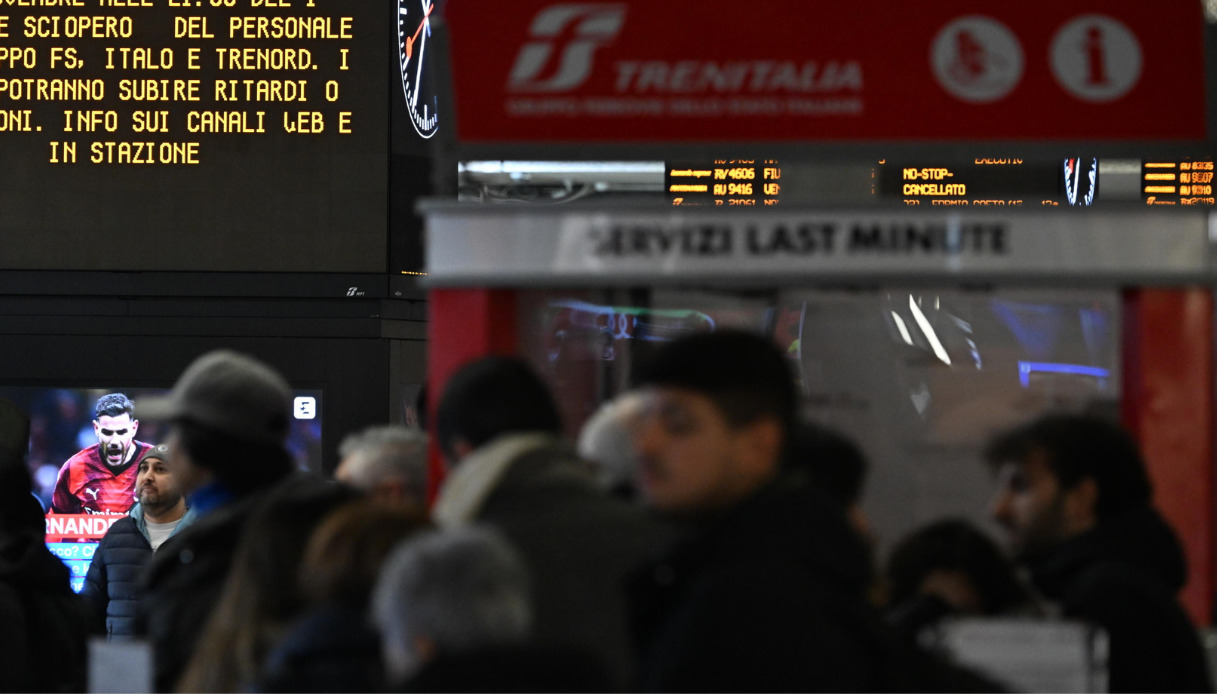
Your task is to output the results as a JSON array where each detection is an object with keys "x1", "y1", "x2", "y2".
[
  {"x1": 1142, "y1": 160, "x2": 1215, "y2": 206},
  {"x1": 878, "y1": 157, "x2": 1217, "y2": 208},
  {"x1": 0, "y1": 0, "x2": 388, "y2": 272},
  {"x1": 876, "y1": 159, "x2": 1067, "y2": 207},
  {"x1": 667, "y1": 159, "x2": 782, "y2": 207}
]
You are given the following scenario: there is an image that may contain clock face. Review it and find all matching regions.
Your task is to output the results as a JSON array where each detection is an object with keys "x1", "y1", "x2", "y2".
[{"x1": 398, "y1": 0, "x2": 438, "y2": 139}]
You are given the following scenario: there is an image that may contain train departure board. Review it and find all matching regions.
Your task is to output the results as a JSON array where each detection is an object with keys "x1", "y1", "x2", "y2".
[
  {"x1": 668, "y1": 159, "x2": 783, "y2": 207},
  {"x1": 0, "y1": 0, "x2": 389, "y2": 272},
  {"x1": 1142, "y1": 160, "x2": 1215, "y2": 206},
  {"x1": 876, "y1": 159, "x2": 1067, "y2": 207},
  {"x1": 877, "y1": 157, "x2": 1217, "y2": 209}
]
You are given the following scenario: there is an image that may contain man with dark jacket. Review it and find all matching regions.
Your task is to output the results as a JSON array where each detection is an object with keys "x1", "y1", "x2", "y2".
[
  {"x1": 135, "y1": 350, "x2": 296, "y2": 692},
  {"x1": 627, "y1": 331, "x2": 995, "y2": 692},
  {"x1": 432, "y1": 356, "x2": 671, "y2": 690},
  {"x1": 986, "y1": 413, "x2": 1213, "y2": 693},
  {"x1": 81, "y1": 443, "x2": 192, "y2": 639}
]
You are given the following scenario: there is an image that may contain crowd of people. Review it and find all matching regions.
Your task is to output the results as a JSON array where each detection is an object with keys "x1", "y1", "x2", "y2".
[{"x1": 0, "y1": 331, "x2": 1213, "y2": 692}]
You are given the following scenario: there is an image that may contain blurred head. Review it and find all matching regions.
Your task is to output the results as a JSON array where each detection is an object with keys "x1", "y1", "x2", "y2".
[
  {"x1": 166, "y1": 420, "x2": 296, "y2": 498},
  {"x1": 435, "y1": 357, "x2": 562, "y2": 466},
  {"x1": 335, "y1": 425, "x2": 428, "y2": 507},
  {"x1": 222, "y1": 476, "x2": 363, "y2": 619},
  {"x1": 93, "y1": 393, "x2": 139, "y2": 468},
  {"x1": 143, "y1": 350, "x2": 296, "y2": 498},
  {"x1": 886, "y1": 518, "x2": 1029, "y2": 615},
  {"x1": 0, "y1": 462, "x2": 43, "y2": 538},
  {"x1": 0, "y1": 397, "x2": 30, "y2": 469},
  {"x1": 984, "y1": 413, "x2": 1151, "y2": 559},
  {"x1": 372, "y1": 526, "x2": 532, "y2": 683},
  {"x1": 299, "y1": 500, "x2": 431, "y2": 612},
  {"x1": 630, "y1": 330, "x2": 796, "y2": 514},
  {"x1": 136, "y1": 444, "x2": 185, "y2": 518},
  {"x1": 0, "y1": 399, "x2": 41, "y2": 537},
  {"x1": 786, "y1": 420, "x2": 870, "y2": 537}
]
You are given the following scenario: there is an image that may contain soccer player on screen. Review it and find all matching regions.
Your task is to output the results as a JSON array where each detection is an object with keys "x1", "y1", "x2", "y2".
[{"x1": 51, "y1": 393, "x2": 152, "y2": 514}]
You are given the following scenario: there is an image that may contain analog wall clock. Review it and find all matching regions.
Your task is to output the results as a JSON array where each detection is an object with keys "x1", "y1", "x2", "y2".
[{"x1": 399, "y1": 0, "x2": 439, "y2": 139}]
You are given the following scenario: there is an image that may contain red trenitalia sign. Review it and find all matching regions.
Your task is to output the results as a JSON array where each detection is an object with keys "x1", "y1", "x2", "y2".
[{"x1": 444, "y1": 1, "x2": 1205, "y2": 143}]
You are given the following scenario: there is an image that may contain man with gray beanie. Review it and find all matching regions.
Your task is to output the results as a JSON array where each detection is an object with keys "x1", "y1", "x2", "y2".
[
  {"x1": 82, "y1": 443, "x2": 194, "y2": 640},
  {"x1": 135, "y1": 350, "x2": 297, "y2": 692}
]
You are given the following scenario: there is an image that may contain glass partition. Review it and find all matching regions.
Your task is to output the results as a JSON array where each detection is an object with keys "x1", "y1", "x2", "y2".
[{"x1": 517, "y1": 286, "x2": 1121, "y2": 556}]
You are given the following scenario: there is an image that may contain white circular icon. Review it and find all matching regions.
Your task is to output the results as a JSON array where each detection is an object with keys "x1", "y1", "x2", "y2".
[
  {"x1": 931, "y1": 16, "x2": 1025, "y2": 103},
  {"x1": 1050, "y1": 15, "x2": 1142, "y2": 102}
]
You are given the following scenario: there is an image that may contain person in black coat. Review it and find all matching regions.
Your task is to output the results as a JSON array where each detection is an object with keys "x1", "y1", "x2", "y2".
[
  {"x1": 0, "y1": 398, "x2": 94, "y2": 693},
  {"x1": 81, "y1": 444, "x2": 192, "y2": 639},
  {"x1": 986, "y1": 413, "x2": 1214, "y2": 693},
  {"x1": 626, "y1": 331, "x2": 997, "y2": 692}
]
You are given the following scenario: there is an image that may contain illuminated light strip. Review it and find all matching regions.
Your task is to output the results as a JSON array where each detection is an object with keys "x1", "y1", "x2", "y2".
[
  {"x1": 400, "y1": 270, "x2": 429, "y2": 276},
  {"x1": 546, "y1": 299, "x2": 717, "y2": 341},
  {"x1": 1144, "y1": 186, "x2": 1178, "y2": 194},
  {"x1": 1144, "y1": 162, "x2": 1177, "y2": 168},
  {"x1": 890, "y1": 311, "x2": 914, "y2": 346},
  {"x1": 1018, "y1": 361, "x2": 1110, "y2": 388},
  {"x1": 669, "y1": 184, "x2": 708, "y2": 192},
  {"x1": 1144, "y1": 173, "x2": 1178, "y2": 181},
  {"x1": 908, "y1": 296, "x2": 951, "y2": 366}
]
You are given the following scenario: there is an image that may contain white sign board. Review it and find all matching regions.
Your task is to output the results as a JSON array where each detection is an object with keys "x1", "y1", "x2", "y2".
[{"x1": 424, "y1": 205, "x2": 1212, "y2": 287}]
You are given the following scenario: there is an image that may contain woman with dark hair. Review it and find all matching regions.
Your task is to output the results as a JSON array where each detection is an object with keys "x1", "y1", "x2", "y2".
[
  {"x1": 175, "y1": 475, "x2": 362, "y2": 693},
  {"x1": 260, "y1": 500, "x2": 430, "y2": 693},
  {"x1": 784, "y1": 420, "x2": 872, "y2": 542},
  {"x1": 884, "y1": 518, "x2": 1039, "y2": 642}
]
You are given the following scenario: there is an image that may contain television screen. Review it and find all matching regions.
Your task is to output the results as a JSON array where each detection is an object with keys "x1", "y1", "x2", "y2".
[{"x1": 0, "y1": 385, "x2": 321, "y2": 592}]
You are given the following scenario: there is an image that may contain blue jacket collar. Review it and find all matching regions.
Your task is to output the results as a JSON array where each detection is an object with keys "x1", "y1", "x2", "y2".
[{"x1": 186, "y1": 480, "x2": 236, "y2": 517}]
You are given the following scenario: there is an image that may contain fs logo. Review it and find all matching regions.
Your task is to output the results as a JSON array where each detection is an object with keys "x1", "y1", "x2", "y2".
[
  {"x1": 346, "y1": 287, "x2": 366, "y2": 297},
  {"x1": 509, "y1": 4, "x2": 626, "y2": 92}
]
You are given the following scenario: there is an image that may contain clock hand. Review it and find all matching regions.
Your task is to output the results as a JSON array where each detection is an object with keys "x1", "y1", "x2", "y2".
[
  {"x1": 412, "y1": 17, "x2": 426, "y2": 108},
  {"x1": 404, "y1": 1, "x2": 433, "y2": 61}
]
